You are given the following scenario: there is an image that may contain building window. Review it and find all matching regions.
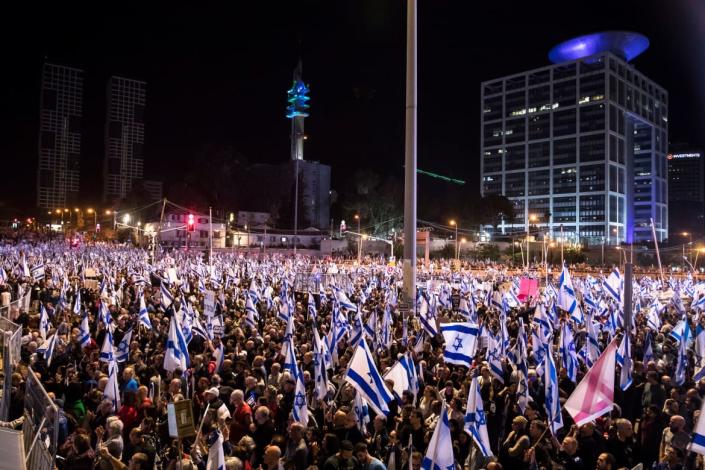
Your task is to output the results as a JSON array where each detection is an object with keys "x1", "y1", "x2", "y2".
[
  {"x1": 483, "y1": 149, "x2": 503, "y2": 173},
  {"x1": 579, "y1": 165, "x2": 605, "y2": 192},
  {"x1": 505, "y1": 173, "x2": 525, "y2": 197},
  {"x1": 483, "y1": 175, "x2": 502, "y2": 195},
  {"x1": 553, "y1": 109, "x2": 576, "y2": 137},
  {"x1": 553, "y1": 197, "x2": 577, "y2": 223},
  {"x1": 528, "y1": 86, "x2": 550, "y2": 110},
  {"x1": 528, "y1": 142, "x2": 550, "y2": 168},
  {"x1": 528, "y1": 171, "x2": 550, "y2": 196},
  {"x1": 580, "y1": 134, "x2": 605, "y2": 163},
  {"x1": 483, "y1": 95, "x2": 503, "y2": 121},
  {"x1": 483, "y1": 123, "x2": 503, "y2": 147},
  {"x1": 505, "y1": 145, "x2": 525, "y2": 171},
  {"x1": 553, "y1": 167, "x2": 576, "y2": 194},
  {"x1": 506, "y1": 91, "x2": 526, "y2": 118},
  {"x1": 579, "y1": 195, "x2": 606, "y2": 223},
  {"x1": 505, "y1": 119, "x2": 525, "y2": 143},
  {"x1": 554, "y1": 138, "x2": 577, "y2": 165},
  {"x1": 579, "y1": 104, "x2": 605, "y2": 132},
  {"x1": 529, "y1": 114, "x2": 550, "y2": 140}
]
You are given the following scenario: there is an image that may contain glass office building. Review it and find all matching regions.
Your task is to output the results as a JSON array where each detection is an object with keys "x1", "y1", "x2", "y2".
[{"x1": 480, "y1": 32, "x2": 668, "y2": 245}]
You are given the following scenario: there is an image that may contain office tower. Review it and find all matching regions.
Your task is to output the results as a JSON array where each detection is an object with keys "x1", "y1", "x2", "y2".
[
  {"x1": 668, "y1": 146, "x2": 704, "y2": 236},
  {"x1": 37, "y1": 63, "x2": 84, "y2": 209},
  {"x1": 480, "y1": 32, "x2": 668, "y2": 244},
  {"x1": 103, "y1": 76, "x2": 147, "y2": 202}
]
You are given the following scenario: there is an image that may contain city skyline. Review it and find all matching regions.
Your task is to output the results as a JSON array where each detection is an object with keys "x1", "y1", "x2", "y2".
[{"x1": 1, "y1": 2, "x2": 704, "y2": 216}]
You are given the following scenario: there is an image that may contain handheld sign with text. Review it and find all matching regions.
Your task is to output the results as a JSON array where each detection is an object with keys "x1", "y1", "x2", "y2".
[{"x1": 167, "y1": 399, "x2": 196, "y2": 438}]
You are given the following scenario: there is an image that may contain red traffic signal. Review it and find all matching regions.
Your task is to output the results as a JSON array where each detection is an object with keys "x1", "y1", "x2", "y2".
[{"x1": 187, "y1": 214, "x2": 195, "y2": 232}]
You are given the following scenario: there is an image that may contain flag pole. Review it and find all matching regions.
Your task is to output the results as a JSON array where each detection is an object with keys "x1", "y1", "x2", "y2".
[{"x1": 650, "y1": 218, "x2": 664, "y2": 283}]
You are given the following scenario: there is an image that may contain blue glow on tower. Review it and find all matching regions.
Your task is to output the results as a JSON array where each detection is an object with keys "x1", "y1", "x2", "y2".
[
  {"x1": 286, "y1": 80, "x2": 310, "y2": 118},
  {"x1": 548, "y1": 31, "x2": 649, "y2": 64}
]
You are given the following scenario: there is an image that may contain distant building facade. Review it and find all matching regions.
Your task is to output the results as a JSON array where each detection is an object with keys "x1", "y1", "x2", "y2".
[
  {"x1": 668, "y1": 147, "x2": 704, "y2": 236},
  {"x1": 480, "y1": 32, "x2": 669, "y2": 245},
  {"x1": 104, "y1": 76, "x2": 156, "y2": 202},
  {"x1": 37, "y1": 63, "x2": 84, "y2": 209},
  {"x1": 145, "y1": 212, "x2": 225, "y2": 250}
]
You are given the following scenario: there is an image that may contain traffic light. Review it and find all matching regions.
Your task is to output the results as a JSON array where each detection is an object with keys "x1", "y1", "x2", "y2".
[{"x1": 187, "y1": 214, "x2": 195, "y2": 232}]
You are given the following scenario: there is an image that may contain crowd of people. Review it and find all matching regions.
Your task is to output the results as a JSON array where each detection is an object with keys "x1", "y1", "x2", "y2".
[{"x1": 1, "y1": 240, "x2": 705, "y2": 470}]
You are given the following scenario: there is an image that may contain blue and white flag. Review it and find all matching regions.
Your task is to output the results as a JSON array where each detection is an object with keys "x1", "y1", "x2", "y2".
[
  {"x1": 164, "y1": 313, "x2": 190, "y2": 372},
  {"x1": 585, "y1": 313, "x2": 601, "y2": 367},
  {"x1": 353, "y1": 392, "x2": 370, "y2": 433},
  {"x1": 696, "y1": 324, "x2": 705, "y2": 360},
  {"x1": 104, "y1": 354, "x2": 121, "y2": 412},
  {"x1": 307, "y1": 291, "x2": 317, "y2": 321},
  {"x1": 283, "y1": 339, "x2": 308, "y2": 425},
  {"x1": 675, "y1": 322, "x2": 690, "y2": 386},
  {"x1": 643, "y1": 332, "x2": 654, "y2": 364},
  {"x1": 99, "y1": 330, "x2": 114, "y2": 363},
  {"x1": 335, "y1": 288, "x2": 357, "y2": 310},
  {"x1": 616, "y1": 333, "x2": 633, "y2": 390},
  {"x1": 345, "y1": 337, "x2": 394, "y2": 417},
  {"x1": 39, "y1": 303, "x2": 50, "y2": 341},
  {"x1": 161, "y1": 282, "x2": 174, "y2": 311},
  {"x1": 73, "y1": 289, "x2": 82, "y2": 315},
  {"x1": 464, "y1": 376, "x2": 493, "y2": 457},
  {"x1": 205, "y1": 430, "x2": 226, "y2": 470},
  {"x1": 558, "y1": 265, "x2": 583, "y2": 324},
  {"x1": 213, "y1": 342, "x2": 225, "y2": 374},
  {"x1": 440, "y1": 322, "x2": 479, "y2": 368},
  {"x1": 559, "y1": 322, "x2": 579, "y2": 383},
  {"x1": 139, "y1": 292, "x2": 152, "y2": 329},
  {"x1": 689, "y1": 395, "x2": 705, "y2": 456},
  {"x1": 544, "y1": 343, "x2": 564, "y2": 434},
  {"x1": 78, "y1": 314, "x2": 91, "y2": 349},
  {"x1": 486, "y1": 333, "x2": 504, "y2": 384},
  {"x1": 419, "y1": 294, "x2": 439, "y2": 337},
  {"x1": 116, "y1": 328, "x2": 132, "y2": 362},
  {"x1": 37, "y1": 333, "x2": 58, "y2": 367},
  {"x1": 604, "y1": 268, "x2": 622, "y2": 302},
  {"x1": 421, "y1": 402, "x2": 455, "y2": 470}
]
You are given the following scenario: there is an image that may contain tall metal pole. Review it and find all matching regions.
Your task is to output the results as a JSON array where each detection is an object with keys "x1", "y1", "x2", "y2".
[
  {"x1": 650, "y1": 217, "x2": 664, "y2": 283},
  {"x1": 294, "y1": 159, "x2": 299, "y2": 256},
  {"x1": 560, "y1": 224, "x2": 564, "y2": 266},
  {"x1": 209, "y1": 206, "x2": 213, "y2": 269},
  {"x1": 455, "y1": 223, "x2": 459, "y2": 260},
  {"x1": 402, "y1": 0, "x2": 417, "y2": 304},
  {"x1": 357, "y1": 217, "x2": 362, "y2": 263}
]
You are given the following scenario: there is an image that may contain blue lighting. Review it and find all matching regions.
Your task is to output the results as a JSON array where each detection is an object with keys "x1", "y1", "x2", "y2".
[
  {"x1": 548, "y1": 31, "x2": 649, "y2": 64},
  {"x1": 286, "y1": 80, "x2": 310, "y2": 119}
]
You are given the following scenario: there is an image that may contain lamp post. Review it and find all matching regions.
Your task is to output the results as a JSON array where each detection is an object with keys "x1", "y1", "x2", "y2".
[
  {"x1": 682, "y1": 232, "x2": 692, "y2": 266},
  {"x1": 86, "y1": 208, "x2": 97, "y2": 230},
  {"x1": 449, "y1": 219, "x2": 458, "y2": 260},
  {"x1": 355, "y1": 214, "x2": 361, "y2": 263},
  {"x1": 527, "y1": 214, "x2": 538, "y2": 270}
]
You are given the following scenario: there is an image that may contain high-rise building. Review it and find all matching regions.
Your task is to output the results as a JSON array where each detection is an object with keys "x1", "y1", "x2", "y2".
[
  {"x1": 668, "y1": 146, "x2": 704, "y2": 236},
  {"x1": 480, "y1": 32, "x2": 669, "y2": 245},
  {"x1": 103, "y1": 76, "x2": 147, "y2": 202},
  {"x1": 37, "y1": 63, "x2": 84, "y2": 209}
]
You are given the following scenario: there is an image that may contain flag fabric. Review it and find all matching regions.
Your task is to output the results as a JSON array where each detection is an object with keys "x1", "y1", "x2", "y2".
[
  {"x1": 139, "y1": 292, "x2": 152, "y2": 329},
  {"x1": 616, "y1": 333, "x2": 633, "y2": 390},
  {"x1": 421, "y1": 402, "x2": 455, "y2": 470},
  {"x1": 675, "y1": 323, "x2": 690, "y2": 386},
  {"x1": 37, "y1": 333, "x2": 58, "y2": 367},
  {"x1": 585, "y1": 313, "x2": 601, "y2": 367},
  {"x1": 116, "y1": 328, "x2": 133, "y2": 362},
  {"x1": 419, "y1": 294, "x2": 439, "y2": 337},
  {"x1": 73, "y1": 289, "x2": 82, "y2": 315},
  {"x1": 440, "y1": 322, "x2": 479, "y2": 368},
  {"x1": 696, "y1": 324, "x2": 705, "y2": 360},
  {"x1": 558, "y1": 265, "x2": 583, "y2": 324},
  {"x1": 604, "y1": 268, "x2": 622, "y2": 302},
  {"x1": 643, "y1": 332, "x2": 654, "y2": 364},
  {"x1": 486, "y1": 333, "x2": 504, "y2": 384},
  {"x1": 39, "y1": 304, "x2": 50, "y2": 341},
  {"x1": 78, "y1": 314, "x2": 91, "y2": 348},
  {"x1": 345, "y1": 338, "x2": 394, "y2": 417},
  {"x1": 99, "y1": 330, "x2": 114, "y2": 363},
  {"x1": 564, "y1": 339, "x2": 618, "y2": 426},
  {"x1": 543, "y1": 343, "x2": 563, "y2": 435},
  {"x1": 213, "y1": 342, "x2": 225, "y2": 374},
  {"x1": 559, "y1": 322, "x2": 579, "y2": 383},
  {"x1": 206, "y1": 430, "x2": 226, "y2": 470},
  {"x1": 161, "y1": 282, "x2": 174, "y2": 310},
  {"x1": 104, "y1": 354, "x2": 121, "y2": 412},
  {"x1": 164, "y1": 314, "x2": 190, "y2": 372},
  {"x1": 283, "y1": 339, "x2": 308, "y2": 425},
  {"x1": 312, "y1": 326, "x2": 330, "y2": 401},
  {"x1": 464, "y1": 376, "x2": 493, "y2": 457},
  {"x1": 353, "y1": 392, "x2": 370, "y2": 433}
]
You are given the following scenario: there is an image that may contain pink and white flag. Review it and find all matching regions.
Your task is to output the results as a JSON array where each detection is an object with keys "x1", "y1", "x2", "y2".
[{"x1": 564, "y1": 339, "x2": 618, "y2": 426}]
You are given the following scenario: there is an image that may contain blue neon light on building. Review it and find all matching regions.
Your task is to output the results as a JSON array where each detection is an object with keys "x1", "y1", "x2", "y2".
[{"x1": 286, "y1": 80, "x2": 310, "y2": 119}]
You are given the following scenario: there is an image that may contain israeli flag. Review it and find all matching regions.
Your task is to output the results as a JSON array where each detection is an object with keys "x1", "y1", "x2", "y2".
[
  {"x1": 192, "y1": 315, "x2": 209, "y2": 340},
  {"x1": 164, "y1": 313, "x2": 190, "y2": 372},
  {"x1": 245, "y1": 295, "x2": 259, "y2": 323},
  {"x1": 559, "y1": 322, "x2": 578, "y2": 383},
  {"x1": 99, "y1": 330, "x2": 114, "y2": 363},
  {"x1": 283, "y1": 339, "x2": 308, "y2": 425},
  {"x1": 206, "y1": 430, "x2": 226, "y2": 470},
  {"x1": 464, "y1": 376, "x2": 493, "y2": 457},
  {"x1": 161, "y1": 282, "x2": 174, "y2": 311},
  {"x1": 419, "y1": 294, "x2": 439, "y2": 337},
  {"x1": 335, "y1": 288, "x2": 357, "y2": 310},
  {"x1": 696, "y1": 324, "x2": 705, "y2": 360},
  {"x1": 643, "y1": 332, "x2": 654, "y2": 364},
  {"x1": 307, "y1": 291, "x2": 317, "y2": 320},
  {"x1": 421, "y1": 402, "x2": 455, "y2": 470},
  {"x1": 313, "y1": 331, "x2": 330, "y2": 401},
  {"x1": 440, "y1": 322, "x2": 479, "y2": 368},
  {"x1": 280, "y1": 314, "x2": 294, "y2": 357},
  {"x1": 646, "y1": 302, "x2": 661, "y2": 331},
  {"x1": 544, "y1": 343, "x2": 564, "y2": 435},
  {"x1": 99, "y1": 301, "x2": 112, "y2": 329},
  {"x1": 604, "y1": 268, "x2": 622, "y2": 302},
  {"x1": 78, "y1": 314, "x2": 91, "y2": 349},
  {"x1": 345, "y1": 337, "x2": 394, "y2": 417},
  {"x1": 616, "y1": 333, "x2": 633, "y2": 390},
  {"x1": 104, "y1": 355, "x2": 121, "y2": 412},
  {"x1": 585, "y1": 313, "x2": 601, "y2": 367},
  {"x1": 486, "y1": 333, "x2": 505, "y2": 384},
  {"x1": 37, "y1": 333, "x2": 58, "y2": 367},
  {"x1": 213, "y1": 342, "x2": 225, "y2": 373},
  {"x1": 558, "y1": 265, "x2": 583, "y2": 324},
  {"x1": 73, "y1": 289, "x2": 82, "y2": 315},
  {"x1": 675, "y1": 322, "x2": 690, "y2": 386},
  {"x1": 39, "y1": 303, "x2": 50, "y2": 341},
  {"x1": 139, "y1": 292, "x2": 152, "y2": 329},
  {"x1": 689, "y1": 396, "x2": 705, "y2": 456},
  {"x1": 116, "y1": 328, "x2": 133, "y2": 363},
  {"x1": 353, "y1": 392, "x2": 370, "y2": 433}
]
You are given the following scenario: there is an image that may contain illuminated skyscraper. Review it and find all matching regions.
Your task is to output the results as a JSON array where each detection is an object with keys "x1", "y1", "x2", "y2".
[
  {"x1": 480, "y1": 32, "x2": 669, "y2": 244},
  {"x1": 668, "y1": 146, "x2": 704, "y2": 235},
  {"x1": 37, "y1": 63, "x2": 84, "y2": 209}
]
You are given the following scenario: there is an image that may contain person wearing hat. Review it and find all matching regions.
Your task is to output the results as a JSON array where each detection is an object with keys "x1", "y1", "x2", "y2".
[
  {"x1": 499, "y1": 415, "x2": 530, "y2": 470},
  {"x1": 323, "y1": 440, "x2": 358, "y2": 470},
  {"x1": 204, "y1": 386, "x2": 230, "y2": 422}
]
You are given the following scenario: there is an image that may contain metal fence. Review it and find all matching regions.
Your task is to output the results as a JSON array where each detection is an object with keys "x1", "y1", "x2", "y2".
[
  {"x1": 24, "y1": 367, "x2": 58, "y2": 470},
  {"x1": 0, "y1": 317, "x2": 22, "y2": 421}
]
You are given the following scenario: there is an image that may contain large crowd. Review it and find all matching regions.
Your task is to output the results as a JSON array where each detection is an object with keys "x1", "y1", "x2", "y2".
[{"x1": 2, "y1": 240, "x2": 705, "y2": 470}]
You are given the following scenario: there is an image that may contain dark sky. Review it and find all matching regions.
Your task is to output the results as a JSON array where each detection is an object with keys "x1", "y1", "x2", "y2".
[{"x1": 1, "y1": 1, "x2": 704, "y2": 210}]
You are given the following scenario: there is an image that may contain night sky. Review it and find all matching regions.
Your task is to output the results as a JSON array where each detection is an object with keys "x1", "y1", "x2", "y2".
[{"x1": 1, "y1": 1, "x2": 703, "y2": 211}]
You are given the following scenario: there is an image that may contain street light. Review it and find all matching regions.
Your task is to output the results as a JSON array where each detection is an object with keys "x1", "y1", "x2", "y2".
[
  {"x1": 354, "y1": 214, "x2": 361, "y2": 263},
  {"x1": 86, "y1": 208, "x2": 96, "y2": 229},
  {"x1": 449, "y1": 219, "x2": 458, "y2": 260},
  {"x1": 695, "y1": 247, "x2": 705, "y2": 271},
  {"x1": 527, "y1": 214, "x2": 538, "y2": 270},
  {"x1": 682, "y1": 232, "x2": 693, "y2": 265}
]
